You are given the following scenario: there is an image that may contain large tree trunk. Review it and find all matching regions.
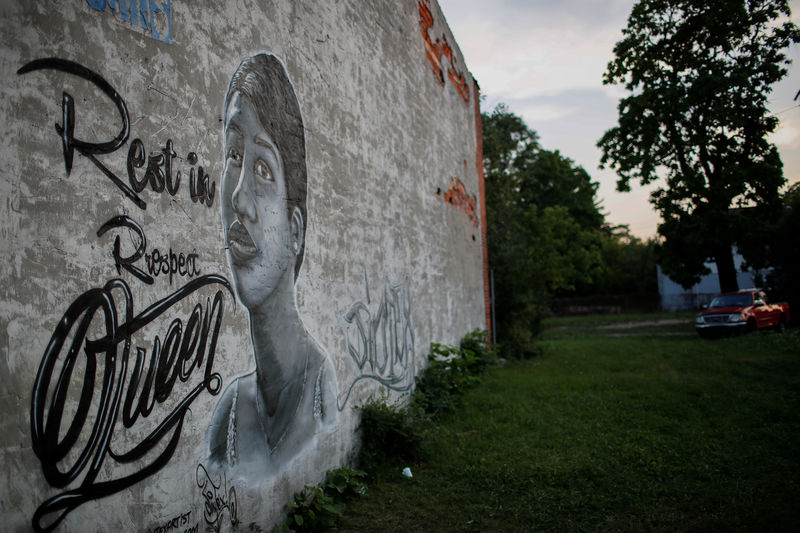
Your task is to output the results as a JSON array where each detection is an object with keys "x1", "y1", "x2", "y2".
[{"x1": 715, "y1": 245, "x2": 739, "y2": 293}]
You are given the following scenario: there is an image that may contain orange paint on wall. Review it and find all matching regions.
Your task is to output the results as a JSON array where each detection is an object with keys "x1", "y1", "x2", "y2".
[
  {"x1": 418, "y1": 0, "x2": 470, "y2": 105},
  {"x1": 437, "y1": 177, "x2": 479, "y2": 227}
]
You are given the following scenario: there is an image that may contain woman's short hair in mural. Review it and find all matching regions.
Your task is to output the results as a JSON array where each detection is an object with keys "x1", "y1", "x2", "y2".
[{"x1": 205, "y1": 53, "x2": 337, "y2": 481}]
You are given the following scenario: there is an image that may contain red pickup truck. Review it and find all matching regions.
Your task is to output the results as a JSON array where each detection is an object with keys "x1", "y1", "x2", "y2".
[{"x1": 695, "y1": 289, "x2": 790, "y2": 337}]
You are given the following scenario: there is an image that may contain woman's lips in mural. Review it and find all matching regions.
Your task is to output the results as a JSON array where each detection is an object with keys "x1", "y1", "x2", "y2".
[{"x1": 227, "y1": 220, "x2": 259, "y2": 263}]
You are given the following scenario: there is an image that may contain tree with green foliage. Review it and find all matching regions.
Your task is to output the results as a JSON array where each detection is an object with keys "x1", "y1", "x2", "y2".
[
  {"x1": 598, "y1": 0, "x2": 800, "y2": 292},
  {"x1": 737, "y1": 182, "x2": 800, "y2": 313},
  {"x1": 768, "y1": 183, "x2": 800, "y2": 312},
  {"x1": 483, "y1": 105, "x2": 604, "y2": 234},
  {"x1": 550, "y1": 223, "x2": 659, "y2": 314},
  {"x1": 483, "y1": 105, "x2": 604, "y2": 350},
  {"x1": 596, "y1": 226, "x2": 658, "y2": 297}
]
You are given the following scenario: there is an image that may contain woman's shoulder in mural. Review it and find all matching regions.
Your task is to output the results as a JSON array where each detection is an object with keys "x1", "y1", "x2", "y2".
[
  {"x1": 267, "y1": 340, "x2": 338, "y2": 460},
  {"x1": 313, "y1": 343, "x2": 339, "y2": 426},
  {"x1": 205, "y1": 372, "x2": 248, "y2": 471},
  {"x1": 203, "y1": 343, "x2": 337, "y2": 482}
]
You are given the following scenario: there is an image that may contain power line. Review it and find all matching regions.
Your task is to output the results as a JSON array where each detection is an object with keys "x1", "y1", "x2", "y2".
[{"x1": 773, "y1": 104, "x2": 800, "y2": 115}]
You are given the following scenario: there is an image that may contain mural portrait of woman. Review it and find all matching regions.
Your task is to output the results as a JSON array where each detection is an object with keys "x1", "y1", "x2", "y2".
[{"x1": 206, "y1": 53, "x2": 337, "y2": 481}]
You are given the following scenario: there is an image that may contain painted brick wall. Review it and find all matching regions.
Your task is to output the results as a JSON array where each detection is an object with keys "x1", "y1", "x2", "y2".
[{"x1": 0, "y1": 1, "x2": 486, "y2": 531}]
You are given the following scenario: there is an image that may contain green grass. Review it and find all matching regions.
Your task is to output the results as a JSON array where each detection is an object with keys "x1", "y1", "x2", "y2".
[{"x1": 338, "y1": 318, "x2": 800, "y2": 532}]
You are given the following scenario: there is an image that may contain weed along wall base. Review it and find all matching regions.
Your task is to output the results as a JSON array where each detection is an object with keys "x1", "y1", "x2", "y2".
[{"x1": 0, "y1": 1, "x2": 486, "y2": 531}]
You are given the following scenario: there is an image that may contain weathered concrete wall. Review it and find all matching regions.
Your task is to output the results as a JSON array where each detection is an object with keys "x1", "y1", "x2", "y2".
[{"x1": 0, "y1": 1, "x2": 486, "y2": 531}]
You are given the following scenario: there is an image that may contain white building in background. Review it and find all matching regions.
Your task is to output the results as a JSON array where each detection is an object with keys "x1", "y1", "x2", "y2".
[{"x1": 658, "y1": 249, "x2": 770, "y2": 311}]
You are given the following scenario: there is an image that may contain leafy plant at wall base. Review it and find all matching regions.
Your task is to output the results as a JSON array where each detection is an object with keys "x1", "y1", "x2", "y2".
[
  {"x1": 356, "y1": 331, "x2": 493, "y2": 472},
  {"x1": 278, "y1": 485, "x2": 343, "y2": 532},
  {"x1": 458, "y1": 329, "x2": 496, "y2": 373},
  {"x1": 277, "y1": 467, "x2": 367, "y2": 533},
  {"x1": 411, "y1": 342, "x2": 483, "y2": 416},
  {"x1": 356, "y1": 391, "x2": 425, "y2": 472},
  {"x1": 322, "y1": 465, "x2": 368, "y2": 501}
]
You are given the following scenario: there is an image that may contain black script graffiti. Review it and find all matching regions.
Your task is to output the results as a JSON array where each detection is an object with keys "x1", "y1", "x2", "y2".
[
  {"x1": 145, "y1": 248, "x2": 201, "y2": 285},
  {"x1": 30, "y1": 275, "x2": 233, "y2": 533},
  {"x1": 149, "y1": 510, "x2": 193, "y2": 533},
  {"x1": 338, "y1": 271, "x2": 415, "y2": 410},
  {"x1": 127, "y1": 141, "x2": 214, "y2": 206},
  {"x1": 18, "y1": 58, "x2": 215, "y2": 209},
  {"x1": 97, "y1": 215, "x2": 203, "y2": 286},
  {"x1": 97, "y1": 215, "x2": 154, "y2": 285},
  {"x1": 128, "y1": 138, "x2": 181, "y2": 196},
  {"x1": 188, "y1": 153, "x2": 215, "y2": 207},
  {"x1": 196, "y1": 464, "x2": 237, "y2": 532},
  {"x1": 17, "y1": 57, "x2": 144, "y2": 209}
]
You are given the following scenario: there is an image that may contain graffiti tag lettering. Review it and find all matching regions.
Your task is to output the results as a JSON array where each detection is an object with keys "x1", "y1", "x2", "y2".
[
  {"x1": 30, "y1": 275, "x2": 232, "y2": 533},
  {"x1": 338, "y1": 271, "x2": 415, "y2": 409},
  {"x1": 86, "y1": 0, "x2": 173, "y2": 44},
  {"x1": 196, "y1": 464, "x2": 238, "y2": 532}
]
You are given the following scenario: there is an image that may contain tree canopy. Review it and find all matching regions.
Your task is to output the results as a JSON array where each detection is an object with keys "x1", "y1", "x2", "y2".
[{"x1": 598, "y1": 0, "x2": 800, "y2": 292}]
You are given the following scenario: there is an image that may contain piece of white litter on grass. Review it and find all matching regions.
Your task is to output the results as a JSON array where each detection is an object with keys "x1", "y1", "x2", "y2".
[{"x1": 402, "y1": 467, "x2": 412, "y2": 478}]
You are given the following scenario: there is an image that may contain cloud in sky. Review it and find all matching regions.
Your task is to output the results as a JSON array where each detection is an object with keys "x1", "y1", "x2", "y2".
[
  {"x1": 439, "y1": 0, "x2": 800, "y2": 238},
  {"x1": 772, "y1": 122, "x2": 799, "y2": 147},
  {"x1": 514, "y1": 102, "x2": 579, "y2": 122},
  {"x1": 442, "y1": 0, "x2": 633, "y2": 99}
]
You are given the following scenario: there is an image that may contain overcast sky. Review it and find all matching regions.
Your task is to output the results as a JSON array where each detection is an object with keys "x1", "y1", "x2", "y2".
[{"x1": 438, "y1": 0, "x2": 800, "y2": 239}]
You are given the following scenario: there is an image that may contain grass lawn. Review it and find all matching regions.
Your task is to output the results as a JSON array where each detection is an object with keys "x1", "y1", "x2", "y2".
[{"x1": 337, "y1": 314, "x2": 800, "y2": 532}]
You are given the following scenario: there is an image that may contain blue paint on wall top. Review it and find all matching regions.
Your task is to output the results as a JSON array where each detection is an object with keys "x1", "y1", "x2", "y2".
[{"x1": 86, "y1": 0, "x2": 172, "y2": 44}]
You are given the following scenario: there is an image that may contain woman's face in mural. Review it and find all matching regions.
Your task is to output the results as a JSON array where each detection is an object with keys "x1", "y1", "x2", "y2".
[{"x1": 222, "y1": 92, "x2": 295, "y2": 309}]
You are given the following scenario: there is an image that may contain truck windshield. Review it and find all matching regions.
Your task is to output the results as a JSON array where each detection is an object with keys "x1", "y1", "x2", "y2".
[{"x1": 709, "y1": 294, "x2": 753, "y2": 308}]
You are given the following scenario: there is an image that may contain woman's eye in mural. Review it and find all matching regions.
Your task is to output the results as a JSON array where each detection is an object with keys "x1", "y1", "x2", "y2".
[{"x1": 254, "y1": 159, "x2": 273, "y2": 182}]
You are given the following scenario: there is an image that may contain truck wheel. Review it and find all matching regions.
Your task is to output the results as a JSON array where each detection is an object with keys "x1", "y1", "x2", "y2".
[
  {"x1": 774, "y1": 315, "x2": 786, "y2": 333},
  {"x1": 746, "y1": 318, "x2": 757, "y2": 334}
]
